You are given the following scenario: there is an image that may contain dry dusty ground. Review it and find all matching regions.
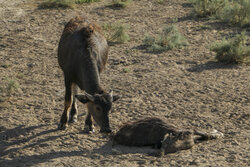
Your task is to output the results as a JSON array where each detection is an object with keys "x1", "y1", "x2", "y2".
[{"x1": 0, "y1": 0, "x2": 249, "y2": 166}]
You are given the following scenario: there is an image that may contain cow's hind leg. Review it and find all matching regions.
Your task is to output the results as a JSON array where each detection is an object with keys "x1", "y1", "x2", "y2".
[
  {"x1": 193, "y1": 129, "x2": 223, "y2": 143},
  {"x1": 84, "y1": 113, "x2": 95, "y2": 133},
  {"x1": 69, "y1": 83, "x2": 78, "y2": 123},
  {"x1": 58, "y1": 80, "x2": 73, "y2": 130}
]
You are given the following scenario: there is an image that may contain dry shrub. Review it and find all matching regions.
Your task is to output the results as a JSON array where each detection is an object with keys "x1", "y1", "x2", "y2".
[
  {"x1": 39, "y1": 0, "x2": 100, "y2": 9},
  {"x1": 102, "y1": 23, "x2": 130, "y2": 43},
  {"x1": 143, "y1": 25, "x2": 188, "y2": 53},
  {"x1": 0, "y1": 78, "x2": 19, "y2": 103},
  {"x1": 75, "y1": 0, "x2": 100, "y2": 3},
  {"x1": 39, "y1": 0, "x2": 74, "y2": 9},
  {"x1": 211, "y1": 31, "x2": 250, "y2": 64},
  {"x1": 108, "y1": 0, "x2": 132, "y2": 8},
  {"x1": 190, "y1": 0, "x2": 227, "y2": 17},
  {"x1": 218, "y1": 0, "x2": 250, "y2": 27}
]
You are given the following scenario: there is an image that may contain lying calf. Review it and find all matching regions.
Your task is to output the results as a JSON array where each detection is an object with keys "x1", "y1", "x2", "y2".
[{"x1": 112, "y1": 117, "x2": 223, "y2": 155}]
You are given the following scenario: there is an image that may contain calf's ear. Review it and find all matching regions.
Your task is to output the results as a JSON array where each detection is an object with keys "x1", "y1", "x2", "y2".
[
  {"x1": 75, "y1": 95, "x2": 90, "y2": 104},
  {"x1": 108, "y1": 90, "x2": 121, "y2": 102},
  {"x1": 112, "y1": 95, "x2": 121, "y2": 102}
]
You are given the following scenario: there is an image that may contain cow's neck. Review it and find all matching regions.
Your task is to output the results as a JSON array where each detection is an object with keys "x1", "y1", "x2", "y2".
[{"x1": 83, "y1": 60, "x2": 103, "y2": 95}]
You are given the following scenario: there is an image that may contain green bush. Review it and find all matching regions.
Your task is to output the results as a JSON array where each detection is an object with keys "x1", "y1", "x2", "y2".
[
  {"x1": 218, "y1": 0, "x2": 250, "y2": 27},
  {"x1": 211, "y1": 31, "x2": 250, "y2": 64},
  {"x1": 102, "y1": 23, "x2": 130, "y2": 43},
  {"x1": 190, "y1": 0, "x2": 227, "y2": 17},
  {"x1": 108, "y1": 0, "x2": 132, "y2": 8},
  {"x1": 143, "y1": 25, "x2": 188, "y2": 53}
]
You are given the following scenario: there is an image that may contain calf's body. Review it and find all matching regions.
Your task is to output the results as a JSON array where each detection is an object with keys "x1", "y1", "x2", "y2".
[{"x1": 112, "y1": 117, "x2": 223, "y2": 155}]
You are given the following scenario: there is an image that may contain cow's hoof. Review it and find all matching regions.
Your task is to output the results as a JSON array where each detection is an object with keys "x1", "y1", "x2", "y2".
[
  {"x1": 69, "y1": 116, "x2": 77, "y2": 123},
  {"x1": 83, "y1": 126, "x2": 95, "y2": 134},
  {"x1": 58, "y1": 123, "x2": 68, "y2": 130},
  {"x1": 148, "y1": 151, "x2": 163, "y2": 157},
  {"x1": 100, "y1": 127, "x2": 112, "y2": 133}
]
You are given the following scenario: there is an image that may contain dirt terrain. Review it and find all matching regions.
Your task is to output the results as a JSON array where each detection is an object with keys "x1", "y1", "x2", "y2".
[{"x1": 0, "y1": 0, "x2": 249, "y2": 166}]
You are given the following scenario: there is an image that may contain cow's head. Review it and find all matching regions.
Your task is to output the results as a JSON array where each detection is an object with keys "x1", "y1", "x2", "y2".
[{"x1": 75, "y1": 91, "x2": 120, "y2": 133}]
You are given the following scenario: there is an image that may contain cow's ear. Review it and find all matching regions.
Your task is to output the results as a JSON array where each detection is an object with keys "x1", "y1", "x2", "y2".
[
  {"x1": 75, "y1": 95, "x2": 90, "y2": 104},
  {"x1": 84, "y1": 92, "x2": 95, "y2": 102}
]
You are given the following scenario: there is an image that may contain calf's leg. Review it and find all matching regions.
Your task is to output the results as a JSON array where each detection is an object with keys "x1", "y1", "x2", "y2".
[{"x1": 193, "y1": 129, "x2": 223, "y2": 142}]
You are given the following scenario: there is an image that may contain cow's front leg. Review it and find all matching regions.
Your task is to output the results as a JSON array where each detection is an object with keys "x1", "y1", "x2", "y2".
[
  {"x1": 84, "y1": 113, "x2": 95, "y2": 133},
  {"x1": 69, "y1": 98, "x2": 78, "y2": 123}
]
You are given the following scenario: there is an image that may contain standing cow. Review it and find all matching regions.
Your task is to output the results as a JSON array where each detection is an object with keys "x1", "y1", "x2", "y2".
[{"x1": 57, "y1": 16, "x2": 119, "y2": 133}]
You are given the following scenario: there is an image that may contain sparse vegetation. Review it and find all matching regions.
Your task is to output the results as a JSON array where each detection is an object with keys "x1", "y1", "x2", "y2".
[
  {"x1": 210, "y1": 31, "x2": 250, "y2": 64},
  {"x1": 108, "y1": 0, "x2": 132, "y2": 8},
  {"x1": 75, "y1": 0, "x2": 100, "y2": 3},
  {"x1": 190, "y1": 0, "x2": 250, "y2": 27},
  {"x1": 39, "y1": 0, "x2": 74, "y2": 9},
  {"x1": 122, "y1": 68, "x2": 130, "y2": 73},
  {"x1": 0, "y1": 78, "x2": 19, "y2": 103},
  {"x1": 39, "y1": 0, "x2": 100, "y2": 9},
  {"x1": 6, "y1": 79, "x2": 19, "y2": 95},
  {"x1": 190, "y1": 0, "x2": 227, "y2": 17},
  {"x1": 0, "y1": 86, "x2": 5, "y2": 103},
  {"x1": 0, "y1": 64, "x2": 9, "y2": 68},
  {"x1": 102, "y1": 22, "x2": 130, "y2": 43},
  {"x1": 143, "y1": 25, "x2": 188, "y2": 53},
  {"x1": 16, "y1": 72, "x2": 25, "y2": 79},
  {"x1": 157, "y1": 0, "x2": 166, "y2": 4},
  {"x1": 218, "y1": 0, "x2": 250, "y2": 27}
]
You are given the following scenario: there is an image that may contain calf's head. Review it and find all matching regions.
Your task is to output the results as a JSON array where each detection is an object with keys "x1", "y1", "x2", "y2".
[{"x1": 75, "y1": 91, "x2": 120, "y2": 133}]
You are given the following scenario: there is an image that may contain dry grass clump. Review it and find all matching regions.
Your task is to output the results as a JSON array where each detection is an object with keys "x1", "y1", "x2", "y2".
[
  {"x1": 39, "y1": 0, "x2": 74, "y2": 9},
  {"x1": 102, "y1": 23, "x2": 130, "y2": 43},
  {"x1": 218, "y1": 0, "x2": 250, "y2": 27},
  {"x1": 143, "y1": 25, "x2": 188, "y2": 53},
  {"x1": 75, "y1": 0, "x2": 100, "y2": 3},
  {"x1": 190, "y1": 0, "x2": 227, "y2": 17},
  {"x1": 107, "y1": 0, "x2": 132, "y2": 8},
  {"x1": 210, "y1": 31, "x2": 250, "y2": 64},
  {"x1": 0, "y1": 78, "x2": 19, "y2": 103},
  {"x1": 190, "y1": 0, "x2": 250, "y2": 27},
  {"x1": 39, "y1": 0, "x2": 100, "y2": 9}
]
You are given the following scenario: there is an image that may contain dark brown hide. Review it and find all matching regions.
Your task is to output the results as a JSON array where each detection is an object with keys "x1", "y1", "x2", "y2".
[
  {"x1": 112, "y1": 117, "x2": 180, "y2": 147},
  {"x1": 57, "y1": 16, "x2": 114, "y2": 132},
  {"x1": 113, "y1": 117, "x2": 223, "y2": 155}
]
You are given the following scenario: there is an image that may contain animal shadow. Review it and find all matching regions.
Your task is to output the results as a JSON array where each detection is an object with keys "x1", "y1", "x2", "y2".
[
  {"x1": 187, "y1": 61, "x2": 239, "y2": 72},
  {"x1": 0, "y1": 124, "x2": 61, "y2": 156},
  {"x1": 0, "y1": 124, "x2": 88, "y2": 167},
  {"x1": 92, "y1": 141, "x2": 158, "y2": 156}
]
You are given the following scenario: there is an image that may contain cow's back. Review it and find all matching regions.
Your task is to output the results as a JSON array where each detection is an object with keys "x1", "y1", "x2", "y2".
[{"x1": 58, "y1": 16, "x2": 108, "y2": 74}]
